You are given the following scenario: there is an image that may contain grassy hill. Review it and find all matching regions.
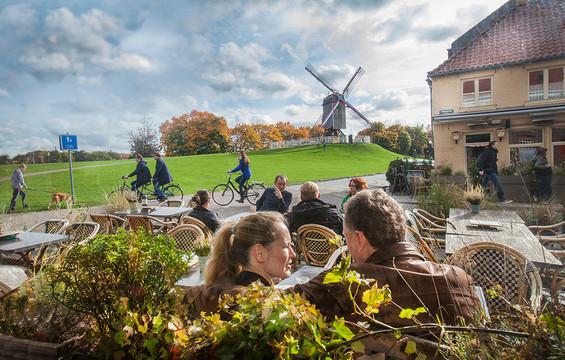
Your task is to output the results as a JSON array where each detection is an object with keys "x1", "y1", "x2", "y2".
[{"x1": 0, "y1": 143, "x2": 406, "y2": 212}]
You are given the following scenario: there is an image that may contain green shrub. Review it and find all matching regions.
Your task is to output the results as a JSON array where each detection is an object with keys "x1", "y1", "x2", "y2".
[
  {"x1": 45, "y1": 229, "x2": 189, "y2": 358},
  {"x1": 417, "y1": 183, "x2": 465, "y2": 218},
  {"x1": 439, "y1": 166, "x2": 453, "y2": 176},
  {"x1": 467, "y1": 157, "x2": 482, "y2": 187},
  {"x1": 454, "y1": 170, "x2": 465, "y2": 176}
]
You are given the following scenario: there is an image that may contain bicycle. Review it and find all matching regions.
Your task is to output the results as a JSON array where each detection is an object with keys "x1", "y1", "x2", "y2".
[
  {"x1": 212, "y1": 173, "x2": 266, "y2": 206},
  {"x1": 108, "y1": 179, "x2": 184, "y2": 202}
]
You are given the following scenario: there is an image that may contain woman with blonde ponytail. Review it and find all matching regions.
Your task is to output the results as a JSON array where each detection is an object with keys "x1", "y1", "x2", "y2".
[{"x1": 205, "y1": 211, "x2": 296, "y2": 286}]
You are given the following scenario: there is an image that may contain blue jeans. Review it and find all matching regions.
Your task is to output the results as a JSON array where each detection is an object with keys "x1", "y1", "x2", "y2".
[
  {"x1": 235, "y1": 175, "x2": 249, "y2": 199},
  {"x1": 153, "y1": 180, "x2": 166, "y2": 198},
  {"x1": 482, "y1": 172, "x2": 505, "y2": 201}
]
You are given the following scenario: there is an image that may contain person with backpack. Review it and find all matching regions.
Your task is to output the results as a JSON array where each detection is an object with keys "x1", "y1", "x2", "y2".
[{"x1": 476, "y1": 141, "x2": 512, "y2": 203}]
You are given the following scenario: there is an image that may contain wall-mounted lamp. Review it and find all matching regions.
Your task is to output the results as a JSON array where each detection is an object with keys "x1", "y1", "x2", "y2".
[
  {"x1": 451, "y1": 131, "x2": 461, "y2": 144},
  {"x1": 496, "y1": 129, "x2": 505, "y2": 141}
]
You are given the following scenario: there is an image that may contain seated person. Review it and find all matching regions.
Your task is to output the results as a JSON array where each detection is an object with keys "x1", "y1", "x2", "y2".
[
  {"x1": 187, "y1": 189, "x2": 221, "y2": 233},
  {"x1": 340, "y1": 177, "x2": 368, "y2": 213},
  {"x1": 292, "y1": 189, "x2": 479, "y2": 327},
  {"x1": 256, "y1": 174, "x2": 292, "y2": 213},
  {"x1": 183, "y1": 211, "x2": 296, "y2": 314},
  {"x1": 122, "y1": 154, "x2": 151, "y2": 191},
  {"x1": 285, "y1": 181, "x2": 343, "y2": 235}
]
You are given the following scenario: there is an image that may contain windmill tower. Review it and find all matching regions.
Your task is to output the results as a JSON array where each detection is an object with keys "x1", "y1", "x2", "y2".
[{"x1": 305, "y1": 63, "x2": 373, "y2": 136}]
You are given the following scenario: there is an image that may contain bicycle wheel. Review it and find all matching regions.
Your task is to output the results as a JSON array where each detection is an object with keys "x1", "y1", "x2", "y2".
[
  {"x1": 246, "y1": 183, "x2": 266, "y2": 205},
  {"x1": 163, "y1": 184, "x2": 184, "y2": 200},
  {"x1": 212, "y1": 184, "x2": 234, "y2": 206}
]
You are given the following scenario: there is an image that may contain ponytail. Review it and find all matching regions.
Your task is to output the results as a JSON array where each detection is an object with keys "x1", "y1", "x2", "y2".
[{"x1": 205, "y1": 221, "x2": 239, "y2": 284}]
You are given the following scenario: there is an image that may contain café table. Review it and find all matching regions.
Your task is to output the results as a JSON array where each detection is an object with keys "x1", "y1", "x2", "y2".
[
  {"x1": 0, "y1": 232, "x2": 70, "y2": 270},
  {"x1": 115, "y1": 206, "x2": 192, "y2": 222},
  {"x1": 446, "y1": 208, "x2": 561, "y2": 269},
  {"x1": 224, "y1": 212, "x2": 252, "y2": 222},
  {"x1": 175, "y1": 265, "x2": 204, "y2": 287},
  {"x1": 276, "y1": 265, "x2": 328, "y2": 287}
]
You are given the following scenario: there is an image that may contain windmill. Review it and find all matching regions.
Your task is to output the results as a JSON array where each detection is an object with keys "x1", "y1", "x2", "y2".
[{"x1": 305, "y1": 63, "x2": 373, "y2": 136}]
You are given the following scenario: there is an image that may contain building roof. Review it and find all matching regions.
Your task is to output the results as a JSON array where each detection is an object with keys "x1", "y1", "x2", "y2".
[{"x1": 428, "y1": 0, "x2": 565, "y2": 77}]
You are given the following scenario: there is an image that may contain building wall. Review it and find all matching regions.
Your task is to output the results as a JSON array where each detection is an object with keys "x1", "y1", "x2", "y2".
[{"x1": 432, "y1": 59, "x2": 565, "y2": 173}]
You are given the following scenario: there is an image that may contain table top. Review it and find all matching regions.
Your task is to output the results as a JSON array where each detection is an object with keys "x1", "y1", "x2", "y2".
[
  {"x1": 446, "y1": 208, "x2": 561, "y2": 268},
  {"x1": 115, "y1": 207, "x2": 192, "y2": 219},
  {"x1": 175, "y1": 265, "x2": 204, "y2": 287},
  {"x1": 0, "y1": 232, "x2": 69, "y2": 253},
  {"x1": 276, "y1": 265, "x2": 328, "y2": 287},
  {"x1": 224, "y1": 212, "x2": 252, "y2": 222}
]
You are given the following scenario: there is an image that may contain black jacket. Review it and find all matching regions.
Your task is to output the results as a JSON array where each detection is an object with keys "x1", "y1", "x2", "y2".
[
  {"x1": 285, "y1": 198, "x2": 343, "y2": 235},
  {"x1": 188, "y1": 206, "x2": 221, "y2": 232},
  {"x1": 153, "y1": 158, "x2": 173, "y2": 186},
  {"x1": 477, "y1": 146, "x2": 498, "y2": 175},
  {"x1": 129, "y1": 160, "x2": 151, "y2": 186}
]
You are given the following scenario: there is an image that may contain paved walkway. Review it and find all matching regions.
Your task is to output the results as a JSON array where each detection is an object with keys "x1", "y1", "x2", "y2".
[{"x1": 2, "y1": 173, "x2": 421, "y2": 230}]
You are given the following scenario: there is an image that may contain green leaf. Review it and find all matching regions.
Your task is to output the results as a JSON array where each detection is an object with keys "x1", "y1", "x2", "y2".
[
  {"x1": 332, "y1": 320, "x2": 354, "y2": 340},
  {"x1": 323, "y1": 272, "x2": 342, "y2": 284},
  {"x1": 404, "y1": 340, "x2": 417, "y2": 354},
  {"x1": 399, "y1": 307, "x2": 426, "y2": 319},
  {"x1": 351, "y1": 340, "x2": 365, "y2": 353},
  {"x1": 113, "y1": 350, "x2": 126, "y2": 360},
  {"x1": 143, "y1": 338, "x2": 159, "y2": 354}
]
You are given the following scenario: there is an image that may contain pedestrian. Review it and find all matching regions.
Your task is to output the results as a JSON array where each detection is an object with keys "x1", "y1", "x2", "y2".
[
  {"x1": 10, "y1": 164, "x2": 29, "y2": 212},
  {"x1": 227, "y1": 151, "x2": 252, "y2": 203},
  {"x1": 476, "y1": 141, "x2": 512, "y2": 203},
  {"x1": 533, "y1": 147, "x2": 552, "y2": 200},
  {"x1": 151, "y1": 152, "x2": 173, "y2": 202}
]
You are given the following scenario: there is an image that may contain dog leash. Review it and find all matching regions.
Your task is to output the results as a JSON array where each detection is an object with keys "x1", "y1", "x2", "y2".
[{"x1": 26, "y1": 188, "x2": 57, "y2": 194}]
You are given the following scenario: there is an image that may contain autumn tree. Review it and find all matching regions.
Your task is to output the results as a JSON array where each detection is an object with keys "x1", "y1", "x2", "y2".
[
  {"x1": 303, "y1": 125, "x2": 324, "y2": 138},
  {"x1": 275, "y1": 121, "x2": 309, "y2": 140},
  {"x1": 405, "y1": 125, "x2": 430, "y2": 158},
  {"x1": 230, "y1": 124, "x2": 262, "y2": 151},
  {"x1": 251, "y1": 124, "x2": 283, "y2": 149},
  {"x1": 129, "y1": 116, "x2": 160, "y2": 157},
  {"x1": 159, "y1": 110, "x2": 229, "y2": 156}
]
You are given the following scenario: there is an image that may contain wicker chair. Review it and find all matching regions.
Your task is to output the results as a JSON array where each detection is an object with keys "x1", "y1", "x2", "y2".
[
  {"x1": 90, "y1": 214, "x2": 127, "y2": 235},
  {"x1": 324, "y1": 245, "x2": 349, "y2": 269},
  {"x1": 59, "y1": 222, "x2": 100, "y2": 244},
  {"x1": 451, "y1": 242, "x2": 543, "y2": 313},
  {"x1": 413, "y1": 208, "x2": 448, "y2": 238},
  {"x1": 405, "y1": 226, "x2": 440, "y2": 263},
  {"x1": 409, "y1": 176, "x2": 430, "y2": 199},
  {"x1": 179, "y1": 215, "x2": 214, "y2": 239},
  {"x1": 296, "y1": 224, "x2": 342, "y2": 267},
  {"x1": 158, "y1": 199, "x2": 186, "y2": 208},
  {"x1": 27, "y1": 219, "x2": 69, "y2": 234},
  {"x1": 127, "y1": 215, "x2": 176, "y2": 235},
  {"x1": 528, "y1": 221, "x2": 565, "y2": 263},
  {"x1": 405, "y1": 210, "x2": 445, "y2": 254},
  {"x1": 166, "y1": 224, "x2": 204, "y2": 254}
]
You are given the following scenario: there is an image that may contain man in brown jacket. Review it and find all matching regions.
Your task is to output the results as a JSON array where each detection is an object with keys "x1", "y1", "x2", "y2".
[{"x1": 293, "y1": 189, "x2": 479, "y2": 327}]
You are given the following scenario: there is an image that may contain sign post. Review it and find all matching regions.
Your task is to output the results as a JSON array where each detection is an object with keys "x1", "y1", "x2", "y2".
[{"x1": 59, "y1": 135, "x2": 78, "y2": 202}]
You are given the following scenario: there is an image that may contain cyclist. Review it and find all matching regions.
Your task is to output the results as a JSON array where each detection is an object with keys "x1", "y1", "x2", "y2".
[
  {"x1": 227, "y1": 150, "x2": 251, "y2": 203},
  {"x1": 122, "y1": 154, "x2": 151, "y2": 192},
  {"x1": 151, "y1": 152, "x2": 173, "y2": 202}
]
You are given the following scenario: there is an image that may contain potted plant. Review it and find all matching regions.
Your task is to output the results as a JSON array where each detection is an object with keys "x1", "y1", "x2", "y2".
[
  {"x1": 194, "y1": 237, "x2": 212, "y2": 272},
  {"x1": 123, "y1": 189, "x2": 139, "y2": 211},
  {"x1": 464, "y1": 185, "x2": 484, "y2": 213}
]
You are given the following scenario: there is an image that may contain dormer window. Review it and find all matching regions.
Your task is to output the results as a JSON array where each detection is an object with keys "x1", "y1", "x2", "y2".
[
  {"x1": 462, "y1": 78, "x2": 492, "y2": 107},
  {"x1": 529, "y1": 67, "x2": 564, "y2": 101}
]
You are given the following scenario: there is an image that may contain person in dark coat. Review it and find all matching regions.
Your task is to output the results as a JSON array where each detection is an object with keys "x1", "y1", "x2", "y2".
[
  {"x1": 123, "y1": 154, "x2": 151, "y2": 191},
  {"x1": 285, "y1": 181, "x2": 343, "y2": 235},
  {"x1": 187, "y1": 189, "x2": 221, "y2": 233},
  {"x1": 151, "y1": 152, "x2": 173, "y2": 201},
  {"x1": 533, "y1": 147, "x2": 552, "y2": 200},
  {"x1": 291, "y1": 189, "x2": 479, "y2": 328},
  {"x1": 256, "y1": 174, "x2": 292, "y2": 213},
  {"x1": 476, "y1": 141, "x2": 510, "y2": 202}
]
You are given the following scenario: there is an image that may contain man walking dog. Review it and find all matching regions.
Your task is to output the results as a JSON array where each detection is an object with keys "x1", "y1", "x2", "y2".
[{"x1": 10, "y1": 164, "x2": 29, "y2": 212}]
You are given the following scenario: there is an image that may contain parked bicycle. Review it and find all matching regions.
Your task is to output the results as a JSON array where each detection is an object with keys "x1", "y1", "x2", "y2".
[
  {"x1": 212, "y1": 173, "x2": 266, "y2": 206},
  {"x1": 108, "y1": 179, "x2": 184, "y2": 202}
]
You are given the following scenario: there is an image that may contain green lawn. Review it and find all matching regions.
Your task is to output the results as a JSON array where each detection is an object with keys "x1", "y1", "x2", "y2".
[{"x1": 0, "y1": 143, "x2": 406, "y2": 213}]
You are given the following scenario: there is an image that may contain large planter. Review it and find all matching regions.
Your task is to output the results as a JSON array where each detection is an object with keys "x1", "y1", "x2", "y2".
[
  {"x1": 0, "y1": 335, "x2": 83, "y2": 360},
  {"x1": 470, "y1": 204, "x2": 481, "y2": 213},
  {"x1": 430, "y1": 175, "x2": 467, "y2": 189}
]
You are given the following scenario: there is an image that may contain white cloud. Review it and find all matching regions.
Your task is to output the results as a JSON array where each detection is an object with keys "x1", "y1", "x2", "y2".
[
  {"x1": 0, "y1": 88, "x2": 10, "y2": 97},
  {"x1": 0, "y1": 4, "x2": 38, "y2": 37}
]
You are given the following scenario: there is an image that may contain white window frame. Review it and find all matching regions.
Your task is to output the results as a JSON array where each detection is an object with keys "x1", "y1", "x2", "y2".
[
  {"x1": 508, "y1": 128, "x2": 543, "y2": 164},
  {"x1": 552, "y1": 126, "x2": 565, "y2": 166},
  {"x1": 528, "y1": 66, "x2": 565, "y2": 101},
  {"x1": 461, "y1": 77, "x2": 492, "y2": 107}
]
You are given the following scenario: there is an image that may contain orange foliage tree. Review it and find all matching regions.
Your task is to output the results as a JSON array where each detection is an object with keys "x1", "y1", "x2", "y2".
[
  {"x1": 274, "y1": 121, "x2": 309, "y2": 140},
  {"x1": 159, "y1": 110, "x2": 229, "y2": 156},
  {"x1": 251, "y1": 124, "x2": 283, "y2": 149},
  {"x1": 229, "y1": 124, "x2": 262, "y2": 152}
]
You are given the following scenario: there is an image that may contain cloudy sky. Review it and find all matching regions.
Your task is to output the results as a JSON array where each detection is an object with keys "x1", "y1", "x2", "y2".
[{"x1": 0, "y1": 0, "x2": 508, "y2": 157}]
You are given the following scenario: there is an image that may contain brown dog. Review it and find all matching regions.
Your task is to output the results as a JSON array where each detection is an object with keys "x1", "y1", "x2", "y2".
[{"x1": 48, "y1": 189, "x2": 71, "y2": 209}]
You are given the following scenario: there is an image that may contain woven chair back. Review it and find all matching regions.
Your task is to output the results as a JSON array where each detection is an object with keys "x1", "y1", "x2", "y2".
[
  {"x1": 297, "y1": 224, "x2": 341, "y2": 267},
  {"x1": 61, "y1": 222, "x2": 100, "y2": 243},
  {"x1": 167, "y1": 224, "x2": 204, "y2": 253},
  {"x1": 180, "y1": 216, "x2": 213, "y2": 238},
  {"x1": 90, "y1": 214, "x2": 126, "y2": 235},
  {"x1": 405, "y1": 226, "x2": 439, "y2": 263},
  {"x1": 158, "y1": 199, "x2": 185, "y2": 208}
]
